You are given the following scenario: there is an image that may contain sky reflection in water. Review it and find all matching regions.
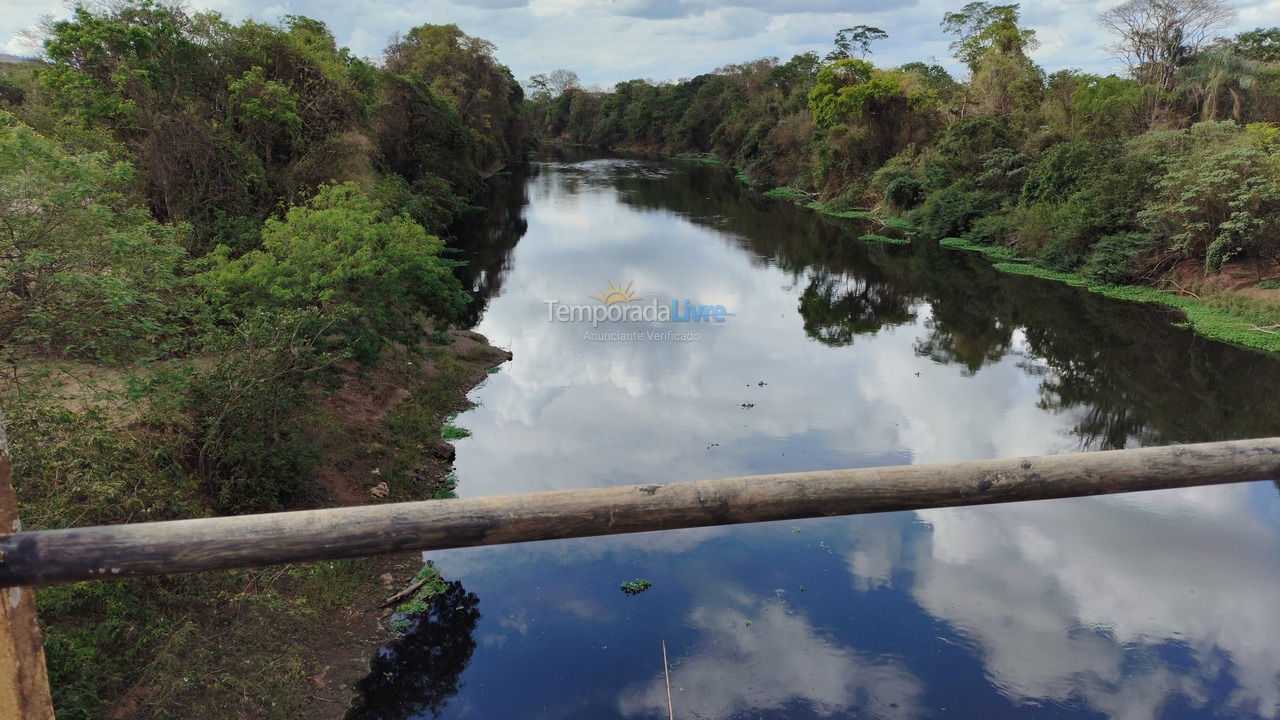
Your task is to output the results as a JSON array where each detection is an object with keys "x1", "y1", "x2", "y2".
[{"x1": 349, "y1": 158, "x2": 1280, "y2": 720}]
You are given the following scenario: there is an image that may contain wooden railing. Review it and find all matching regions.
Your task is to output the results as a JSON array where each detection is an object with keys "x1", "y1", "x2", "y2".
[{"x1": 1, "y1": 435, "x2": 1278, "y2": 717}]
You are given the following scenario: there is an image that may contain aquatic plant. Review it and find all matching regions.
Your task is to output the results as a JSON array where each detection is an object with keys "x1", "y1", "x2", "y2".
[{"x1": 620, "y1": 579, "x2": 653, "y2": 595}]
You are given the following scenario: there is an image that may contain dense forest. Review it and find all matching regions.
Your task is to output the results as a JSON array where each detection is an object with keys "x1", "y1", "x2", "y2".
[
  {"x1": 0, "y1": 3, "x2": 521, "y2": 716},
  {"x1": 527, "y1": 0, "x2": 1280, "y2": 294}
]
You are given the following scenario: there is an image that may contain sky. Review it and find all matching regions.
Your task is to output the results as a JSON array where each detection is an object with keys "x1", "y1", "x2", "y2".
[{"x1": 4, "y1": 0, "x2": 1279, "y2": 88}]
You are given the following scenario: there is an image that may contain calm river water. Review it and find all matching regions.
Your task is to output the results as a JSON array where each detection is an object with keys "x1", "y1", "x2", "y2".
[{"x1": 349, "y1": 156, "x2": 1280, "y2": 720}]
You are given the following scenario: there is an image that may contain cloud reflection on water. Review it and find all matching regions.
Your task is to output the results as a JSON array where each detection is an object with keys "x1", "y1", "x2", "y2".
[{"x1": 401, "y1": 157, "x2": 1280, "y2": 719}]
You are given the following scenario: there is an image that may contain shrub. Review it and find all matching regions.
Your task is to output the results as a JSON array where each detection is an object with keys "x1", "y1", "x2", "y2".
[
  {"x1": 1080, "y1": 232, "x2": 1153, "y2": 285},
  {"x1": 4, "y1": 397, "x2": 196, "y2": 530},
  {"x1": 198, "y1": 182, "x2": 468, "y2": 362},
  {"x1": 908, "y1": 186, "x2": 1004, "y2": 240},
  {"x1": 1137, "y1": 123, "x2": 1280, "y2": 274},
  {"x1": 964, "y1": 213, "x2": 1011, "y2": 246},
  {"x1": 885, "y1": 176, "x2": 923, "y2": 209},
  {"x1": 186, "y1": 310, "x2": 338, "y2": 513},
  {"x1": 1006, "y1": 202, "x2": 1057, "y2": 255},
  {"x1": 0, "y1": 116, "x2": 190, "y2": 361}
]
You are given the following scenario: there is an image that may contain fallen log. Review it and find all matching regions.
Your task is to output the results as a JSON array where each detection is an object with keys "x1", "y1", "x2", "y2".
[{"x1": 0, "y1": 438, "x2": 1277, "y2": 588}]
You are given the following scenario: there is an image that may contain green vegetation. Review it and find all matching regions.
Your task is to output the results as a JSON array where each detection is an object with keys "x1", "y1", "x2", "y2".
[
  {"x1": 763, "y1": 186, "x2": 811, "y2": 200},
  {"x1": 620, "y1": 578, "x2": 653, "y2": 595},
  {"x1": 859, "y1": 234, "x2": 912, "y2": 245},
  {"x1": 442, "y1": 423, "x2": 472, "y2": 441},
  {"x1": 673, "y1": 153, "x2": 724, "y2": 165},
  {"x1": 0, "y1": 3, "x2": 523, "y2": 716},
  {"x1": 527, "y1": 0, "x2": 1280, "y2": 352},
  {"x1": 391, "y1": 565, "x2": 450, "y2": 630},
  {"x1": 940, "y1": 236, "x2": 1026, "y2": 261},
  {"x1": 990, "y1": 263, "x2": 1280, "y2": 353},
  {"x1": 8, "y1": 0, "x2": 1280, "y2": 715}
]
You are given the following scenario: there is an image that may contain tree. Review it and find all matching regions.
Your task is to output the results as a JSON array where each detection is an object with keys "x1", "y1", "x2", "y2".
[
  {"x1": 1071, "y1": 74, "x2": 1143, "y2": 137},
  {"x1": 384, "y1": 24, "x2": 524, "y2": 165},
  {"x1": 826, "y1": 25, "x2": 888, "y2": 61},
  {"x1": 808, "y1": 59, "x2": 934, "y2": 128},
  {"x1": 527, "y1": 69, "x2": 578, "y2": 100},
  {"x1": 941, "y1": 3, "x2": 1038, "y2": 71},
  {"x1": 1178, "y1": 46, "x2": 1265, "y2": 121},
  {"x1": 1137, "y1": 121, "x2": 1280, "y2": 276},
  {"x1": 39, "y1": 3, "x2": 381, "y2": 252},
  {"x1": 1232, "y1": 27, "x2": 1280, "y2": 63},
  {"x1": 198, "y1": 182, "x2": 467, "y2": 360},
  {"x1": 375, "y1": 72, "x2": 476, "y2": 185},
  {"x1": 547, "y1": 68, "x2": 580, "y2": 95},
  {"x1": 527, "y1": 73, "x2": 552, "y2": 100},
  {"x1": 900, "y1": 62, "x2": 957, "y2": 92},
  {"x1": 1099, "y1": 0, "x2": 1235, "y2": 91},
  {"x1": 0, "y1": 114, "x2": 188, "y2": 361}
]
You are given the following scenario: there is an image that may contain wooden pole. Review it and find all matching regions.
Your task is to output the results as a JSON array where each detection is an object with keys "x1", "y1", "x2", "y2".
[
  {"x1": 0, "y1": 438, "x2": 1277, "y2": 588},
  {"x1": 0, "y1": 414, "x2": 56, "y2": 718}
]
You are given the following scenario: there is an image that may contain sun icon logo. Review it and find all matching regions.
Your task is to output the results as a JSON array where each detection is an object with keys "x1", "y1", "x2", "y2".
[{"x1": 591, "y1": 281, "x2": 639, "y2": 305}]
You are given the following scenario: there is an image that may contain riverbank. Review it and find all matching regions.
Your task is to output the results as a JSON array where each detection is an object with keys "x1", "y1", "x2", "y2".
[
  {"x1": 668, "y1": 149, "x2": 1280, "y2": 353},
  {"x1": 934, "y1": 238, "x2": 1280, "y2": 355},
  {"x1": 746, "y1": 175, "x2": 1280, "y2": 356},
  {"x1": 291, "y1": 330, "x2": 512, "y2": 716},
  {"x1": 17, "y1": 329, "x2": 509, "y2": 719}
]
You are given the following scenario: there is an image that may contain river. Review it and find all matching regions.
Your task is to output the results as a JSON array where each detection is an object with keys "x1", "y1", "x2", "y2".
[{"x1": 347, "y1": 155, "x2": 1280, "y2": 720}]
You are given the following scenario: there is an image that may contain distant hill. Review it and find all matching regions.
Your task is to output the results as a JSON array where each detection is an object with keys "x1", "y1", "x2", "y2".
[{"x1": 0, "y1": 53, "x2": 36, "y2": 64}]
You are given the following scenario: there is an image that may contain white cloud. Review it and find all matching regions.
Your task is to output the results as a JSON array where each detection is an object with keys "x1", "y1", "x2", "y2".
[
  {"x1": 617, "y1": 593, "x2": 925, "y2": 718},
  {"x1": 911, "y1": 485, "x2": 1280, "y2": 719}
]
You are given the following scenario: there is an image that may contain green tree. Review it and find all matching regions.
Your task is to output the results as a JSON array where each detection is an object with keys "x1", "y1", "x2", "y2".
[
  {"x1": 198, "y1": 182, "x2": 467, "y2": 360},
  {"x1": 0, "y1": 114, "x2": 188, "y2": 361},
  {"x1": 39, "y1": 3, "x2": 380, "y2": 251},
  {"x1": 1233, "y1": 27, "x2": 1280, "y2": 62},
  {"x1": 1178, "y1": 47, "x2": 1266, "y2": 121},
  {"x1": 941, "y1": 2, "x2": 1038, "y2": 71},
  {"x1": 808, "y1": 59, "x2": 934, "y2": 128},
  {"x1": 1070, "y1": 74, "x2": 1143, "y2": 137},
  {"x1": 1137, "y1": 121, "x2": 1280, "y2": 275},
  {"x1": 826, "y1": 25, "x2": 888, "y2": 61},
  {"x1": 384, "y1": 24, "x2": 524, "y2": 165}
]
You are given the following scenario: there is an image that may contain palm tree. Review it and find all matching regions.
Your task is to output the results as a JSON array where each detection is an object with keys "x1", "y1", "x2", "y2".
[{"x1": 1178, "y1": 47, "x2": 1265, "y2": 121}]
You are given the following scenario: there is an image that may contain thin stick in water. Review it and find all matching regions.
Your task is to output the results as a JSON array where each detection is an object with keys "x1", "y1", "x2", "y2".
[{"x1": 662, "y1": 640, "x2": 674, "y2": 720}]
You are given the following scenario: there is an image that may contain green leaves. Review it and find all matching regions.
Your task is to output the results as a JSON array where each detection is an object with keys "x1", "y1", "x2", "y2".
[
  {"x1": 198, "y1": 182, "x2": 468, "y2": 362},
  {"x1": 0, "y1": 116, "x2": 190, "y2": 361},
  {"x1": 807, "y1": 59, "x2": 934, "y2": 129},
  {"x1": 1136, "y1": 122, "x2": 1280, "y2": 272},
  {"x1": 941, "y1": 2, "x2": 1039, "y2": 71}
]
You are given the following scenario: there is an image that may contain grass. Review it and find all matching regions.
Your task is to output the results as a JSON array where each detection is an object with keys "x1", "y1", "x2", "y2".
[
  {"x1": 671, "y1": 153, "x2": 723, "y2": 166},
  {"x1": 800, "y1": 200, "x2": 916, "y2": 232},
  {"x1": 382, "y1": 348, "x2": 481, "y2": 498},
  {"x1": 803, "y1": 200, "x2": 877, "y2": 219},
  {"x1": 1259, "y1": 278, "x2": 1280, "y2": 289},
  {"x1": 984, "y1": 262, "x2": 1280, "y2": 354},
  {"x1": 879, "y1": 216, "x2": 914, "y2": 231},
  {"x1": 859, "y1": 233, "x2": 911, "y2": 246},
  {"x1": 20, "y1": 334, "x2": 511, "y2": 718},
  {"x1": 40, "y1": 557, "x2": 390, "y2": 720},
  {"x1": 763, "y1": 186, "x2": 810, "y2": 201},
  {"x1": 390, "y1": 565, "x2": 449, "y2": 630},
  {"x1": 939, "y1": 236, "x2": 1026, "y2": 262},
  {"x1": 441, "y1": 422, "x2": 471, "y2": 441}
]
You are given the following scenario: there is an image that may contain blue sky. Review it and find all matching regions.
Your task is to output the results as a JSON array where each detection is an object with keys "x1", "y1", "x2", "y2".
[{"x1": 4, "y1": 0, "x2": 1278, "y2": 88}]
